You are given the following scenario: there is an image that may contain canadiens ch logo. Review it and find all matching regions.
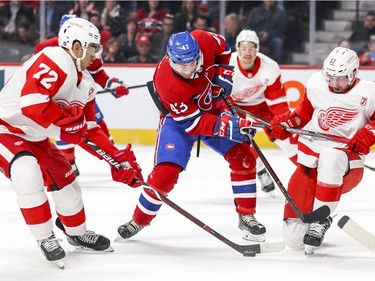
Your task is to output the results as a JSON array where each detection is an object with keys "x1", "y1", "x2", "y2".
[
  {"x1": 165, "y1": 143, "x2": 175, "y2": 150},
  {"x1": 318, "y1": 106, "x2": 360, "y2": 131}
]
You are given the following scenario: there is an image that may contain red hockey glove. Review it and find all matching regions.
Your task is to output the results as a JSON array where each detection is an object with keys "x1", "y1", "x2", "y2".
[
  {"x1": 106, "y1": 78, "x2": 129, "y2": 98},
  {"x1": 212, "y1": 64, "x2": 234, "y2": 99},
  {"x1": 348, "y1": 124, "x2": 375, "y2": 155},
  {"x1": 214, "y1": 111, "x2": 255, "y2": 143},
  {"x1": 266, "y1": 112, "x2": 300, "y2": 140},
  {"x1": 54, "y1": 106, "x2": 87, "y2": 144},
  {"x1": 111, "y1": 144, "x2": 144, "y2": 187}
]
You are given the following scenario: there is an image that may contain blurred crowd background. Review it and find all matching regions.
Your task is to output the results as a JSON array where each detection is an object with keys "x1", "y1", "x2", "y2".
[{"x1": 1, "y1": 0, "x2": 375, "y2": 65}]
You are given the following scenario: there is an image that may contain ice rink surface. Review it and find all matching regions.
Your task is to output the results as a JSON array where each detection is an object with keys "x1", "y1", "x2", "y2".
[{"x1": 0, "y1": 145, "x2": 374, "y2": 280}]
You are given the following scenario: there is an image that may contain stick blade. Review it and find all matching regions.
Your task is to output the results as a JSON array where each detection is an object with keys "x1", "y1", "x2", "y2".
[
  {"x1": 239, "y1": 241, "x2": 285, "y2": 255},
  {"x1": 302, "y1": 205, "x2": 331, "y2": 223},
  {"x1": 338, "y1": 215, "x2": 375, "y2": 252}
]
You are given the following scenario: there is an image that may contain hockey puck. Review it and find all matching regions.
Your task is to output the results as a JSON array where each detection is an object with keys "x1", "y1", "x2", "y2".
[{"x1": 243, "y1": 251, "x2": 256, "y2": 257}]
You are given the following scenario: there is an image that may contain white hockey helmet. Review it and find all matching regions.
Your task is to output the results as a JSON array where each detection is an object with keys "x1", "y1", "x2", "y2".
[
  {"x1": 322, "y1": 47, "x2": 359, "y2": 86},
  {"x1": 235, "y1": 30, "x2": 259, "y2": 52},
  {"x1": 58, "y1": 17, "x2": 102, "y2": 57}
]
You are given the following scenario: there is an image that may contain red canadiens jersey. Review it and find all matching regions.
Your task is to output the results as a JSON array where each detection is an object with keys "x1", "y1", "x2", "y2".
[
  {"x1": 34, "y1": 36, "x2": 109, "y2": 88},
  {"x1": 153, "y1": 29, "x2": 231, "y2": 136},
  {"x1": 229, "y1": 52, "x2": 289, "y2": 116},
  {"x1": 296, "y1": 72, "x2": 375, "y2": 168},
  {"x1": 0, "y1": 47, "x2": 96, "y2": 142}
]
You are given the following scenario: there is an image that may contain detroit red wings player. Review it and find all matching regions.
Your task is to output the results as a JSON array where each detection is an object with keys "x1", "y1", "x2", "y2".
[
  {"x1": 229, "y1": 30, "x2": 298, "y2": 194},
  {"x1": 0, "y1": 17, "x2": 142, "y2": 267},
  {"x1": 267, "y1": 47, "x2": 375, "y2": 255}
]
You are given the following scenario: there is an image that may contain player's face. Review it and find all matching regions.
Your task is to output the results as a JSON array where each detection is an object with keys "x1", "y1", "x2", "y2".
[
  {"x1": 237, "y1": 42, "x2": 257, "y2": 67},
  {"x1": 327, "y1": 74, "x2": 350, "y2": 93},
  {"x1": 170, "y1": 59, "x2": 198, "y2": 79},
  {"x1": 80, "y1": 43, "x2": 102, "y2": 70}
]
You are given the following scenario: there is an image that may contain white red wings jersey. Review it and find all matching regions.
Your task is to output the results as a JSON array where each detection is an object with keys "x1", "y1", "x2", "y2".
[
  {"x1": 296, "y1": 72, "x2": 375, "y2": 168},
  {"x1": 229, "y1": 52, "x2": 289, "y2": 115},
  {"x1": 0, "y1": 46, "x2": 96, "y2": 142},
  {"x1": 153, "y1": 29, "x2": 231, "y2": 136}
]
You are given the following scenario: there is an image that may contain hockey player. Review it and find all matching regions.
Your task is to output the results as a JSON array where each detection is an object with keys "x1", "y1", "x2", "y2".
[
  {"x1": 266, "y1": 47, "x2": 375, "y2": 254},
  {"x1": 34, "y1": 14, "x2": 130, "y2": 176},
  {"x1": 117, "y1": 30, "x2": 267, "y2": 243},
  {"x1": 0, "y1": 17, "x2": 143, "y2": 267},
  {"x1": 229, "y1": 30, "x2": 298, "y2": 193}
]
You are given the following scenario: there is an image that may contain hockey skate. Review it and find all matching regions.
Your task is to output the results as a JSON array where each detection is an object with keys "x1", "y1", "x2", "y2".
[
  {"x1": 304, "y1": 216, "x2": 333, "y2": 255},
  {"x1": 115, "y1": 219, "x2": 144, "y2": 242},
  {"x1": 238, "y1": 214, "x2": 266, "y2": 242},
  {"x1": 66, "y1": 230, "x2": 113, "y2": 252},
  {"x1": 37, "y1": 232, "x2": 65, "y2": 269},
  {"x1": 55, "y1": 218, "x2": 113, "y2": 252},
  {"x1": 257, "y1": 168, "x2": 275, "y2": 193}
]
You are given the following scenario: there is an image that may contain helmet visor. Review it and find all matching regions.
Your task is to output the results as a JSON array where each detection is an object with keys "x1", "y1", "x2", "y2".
[{"x1": 85, "y1": 43, "x2": 103, "y2": 58}]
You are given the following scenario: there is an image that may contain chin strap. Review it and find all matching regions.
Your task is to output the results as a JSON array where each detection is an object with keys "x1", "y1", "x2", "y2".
[{"x1": 69, "y1": 48, "x2": 87, "y2": 72}]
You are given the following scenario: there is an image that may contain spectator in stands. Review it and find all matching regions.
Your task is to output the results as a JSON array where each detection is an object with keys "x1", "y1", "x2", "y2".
[
  {"x1": 68, "y1": 0, "x2": 98, "y2": 21},
  {"x1": 101, "y1": 0, "x2": 126, "y2": 37},
  {"x1": 350, "y1": 11, "x2": 375, "y2": 54},
  {"x1": 137, "y1": 17, "x2": 162, "y2": 37},
  {"x1": 338, "y1": 39, "x2": 351, "y2": 49},
  {"x1": 225, "y1": 13, "x2": 241, "y2": 51},
  {"x1": 12, "y1": 22, "x2": 37, "y2": 46},
  {"x1": 117, "y1": 16, "x2": 139, "y2": 60},
  {"x1": 151, "y1": 13, "x2": 175, "y2": 60},
  {"x1": 89, "y1": 12, "x2": 112, "y2": 52},
  {"x1": 245, "y1": 0, "x2": 287, "y2": 64},
  {"x1": 136, "y1": 0, "x2": 168, "y2": 21},
  {"x1": 192, "y1": 14, "x2": 211, "y2": 32},
  {"x1": 102, "y1": 37, "x2": 126, "y2": 63},
  {"x1": 0, "y1": 0, "x2": 36, "y2": 39},
  {"x1": 174, "y1": 0, "x2": 199, "y2": 33},
  {"x1": 127, "y1": 35, "x2": 158, "y2": 63},
  {"x1": 35, "y1": 0, "x2": 70, "y2": 38},
  {"x1": 359, "y1": 38, "x2": 375, "y2": 66}
]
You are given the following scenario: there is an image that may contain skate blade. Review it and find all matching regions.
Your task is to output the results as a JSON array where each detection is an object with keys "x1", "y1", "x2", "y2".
[
  {"x1": 241, "y1": 230, "x2": 266, "y2": 243},
  {"x1": 304, "y1": 245, "x2": 316, "y2": 255},
  {"x1": 114, "y1": 234, "x2": 131, "y2": 243},
  {"x1": 53, "y1": 259, "x2": 65, "y2": 269},
  {"x1": 72, "y1": 245, "x2": 114, "y2": 253}
]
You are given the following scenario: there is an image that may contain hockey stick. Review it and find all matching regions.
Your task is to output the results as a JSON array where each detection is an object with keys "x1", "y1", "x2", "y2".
[
  {"x1": 221, "y1": 94, "x2": 330, "y2": 223},
  {"x1": 338, "y1": 215, "x2": 375, "y2": 252},
  {"x1": 97, "y1": 84, "x2": 147, "y2": 94},
  {"x1": 364, "y1": 164, "x2": 375, "y2": 171},
  {"x1": 233, "y1": 106, "x2": 350, "y2": 144},
  {"x1": 84, "y1": 138, "x2": 285, "y2": 256}
]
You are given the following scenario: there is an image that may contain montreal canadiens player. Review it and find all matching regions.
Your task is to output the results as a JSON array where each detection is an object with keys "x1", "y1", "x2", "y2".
[
  {"x1": 267, "y1": 47, "x2": 375, "y2": 254},
  {"x1": 34, "y1": 14, "x2": 130, "y2": 176},
  {"x1": 229, "y1": 30, "x2": 298, "y2": 193},
  {"x1": 0, "y1": 17, "x2": 143, "y2": 267},
  {"x1": 116, "y1": 29, "x2": 268, "y2": 243}
]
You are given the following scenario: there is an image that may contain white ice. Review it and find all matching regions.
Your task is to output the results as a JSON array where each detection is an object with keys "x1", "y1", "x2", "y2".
[{"x1": 0, "y1": 145, "x2": 374, "y2": 280}]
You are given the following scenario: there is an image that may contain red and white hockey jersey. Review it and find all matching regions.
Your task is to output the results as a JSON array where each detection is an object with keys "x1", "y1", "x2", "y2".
[
  {"x1": 0, "y1": 46, "x2": 96, "y2": 142},
  {"x1": 296, "y1": 72, "x2": 375, "y2": 168},
  {"x1": 229, "y1": 52, "x2": 289, "y2": 116}
]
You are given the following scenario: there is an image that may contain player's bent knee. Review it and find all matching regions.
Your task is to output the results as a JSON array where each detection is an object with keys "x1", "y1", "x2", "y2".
[
  {"x1": 10, "y1": 155, "x2": 45, "y2": 194},
  {"x1": 318, "y1": 148, "x2": 348, "y2": 183},
  {"x1": 147, "y1": 162, "x2": 181, "y2": 195},
  {"x1": 225, "y1": 143, "x2": 256, "y2": 173},
  {"x1": 52, "y1": 180, "x2": 83, "y2": 214},
  {"x1": 282, "y1": 218, "x2": 307, "y2": 249}
]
